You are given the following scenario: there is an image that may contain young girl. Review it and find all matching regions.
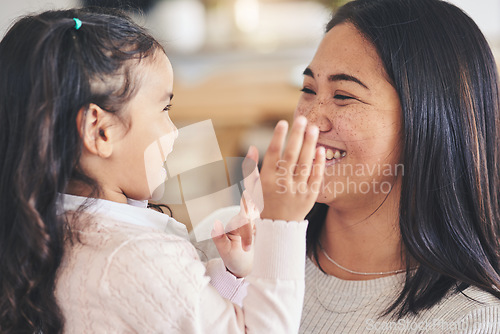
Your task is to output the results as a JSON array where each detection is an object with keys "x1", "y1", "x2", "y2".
[{"x1": 0, "y1": 8, "x2": 325, "y2": 333}]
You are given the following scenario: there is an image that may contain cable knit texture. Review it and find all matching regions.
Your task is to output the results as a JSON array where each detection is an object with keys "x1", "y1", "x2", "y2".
[
  {"x1": 300, "y1": 257, "x2": 500, "y2": 333},
  {"x1": 54, "y1": 194, "x2": 308, "y2": 333}
]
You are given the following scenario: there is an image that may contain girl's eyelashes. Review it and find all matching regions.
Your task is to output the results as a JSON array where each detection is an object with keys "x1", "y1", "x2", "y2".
[
  {"x1": 163, "y1": 104, "x2": 172, "y2": 112},
  {"x1": 300, "y1": 87, "x2": 316, "y2": 95}
]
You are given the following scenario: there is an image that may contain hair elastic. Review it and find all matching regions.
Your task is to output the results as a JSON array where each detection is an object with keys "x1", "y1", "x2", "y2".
[{"x1": 73, "y1": 18, "x2": 82, "y2": 30}]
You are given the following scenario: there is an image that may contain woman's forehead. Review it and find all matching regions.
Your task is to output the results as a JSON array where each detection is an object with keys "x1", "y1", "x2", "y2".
[{"x1": 309, "y1": 23, "x2": 390, "y2": 87}]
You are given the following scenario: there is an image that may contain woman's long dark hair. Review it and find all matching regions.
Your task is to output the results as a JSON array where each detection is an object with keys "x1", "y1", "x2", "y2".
[
  {"x1": 0, "y1": 8, "x2": 161, "y2": 333},
  {"x1": 307, "y1": 0, "x2": 500, "y2": 318}
]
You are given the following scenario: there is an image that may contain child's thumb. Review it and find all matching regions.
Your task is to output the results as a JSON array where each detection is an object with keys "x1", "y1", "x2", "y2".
[{"x1": 211, "y1": 220, "x2": 225, "y2": 239}]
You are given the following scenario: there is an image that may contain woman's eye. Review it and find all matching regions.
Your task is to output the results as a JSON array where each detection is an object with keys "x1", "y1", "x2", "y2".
[
  {"x1": 163, "y1": 104, "x2": 172, "y2": 112},
  {"x1": 300, "y1": 87, "x2": 316, "y2": 95},
  {"x1": 334, "y1": 94, "x2": 353, "y2": 100}
]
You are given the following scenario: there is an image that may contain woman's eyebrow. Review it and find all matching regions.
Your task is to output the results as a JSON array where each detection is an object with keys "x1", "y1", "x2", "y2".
[
  {"x1": 303, "y1": 67, "x2": 369, "y2": 90},
  {"x1": 329, "y1": 74, "x2": 369, "y2": 90},
  {"x1": 303, "y1": 67, "x2": 315, "y2": 78}
]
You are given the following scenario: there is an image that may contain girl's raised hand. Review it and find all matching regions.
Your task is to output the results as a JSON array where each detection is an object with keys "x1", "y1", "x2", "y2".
[
  {"x1": 260, "y1": 116, "x2": 325, "y2": 222},
  {"x1": 211, "y1": 118, "x2": 324, "y2": 276},
  {"x1": 211, "y1": 147, "x2": 261, "y2": 278}
]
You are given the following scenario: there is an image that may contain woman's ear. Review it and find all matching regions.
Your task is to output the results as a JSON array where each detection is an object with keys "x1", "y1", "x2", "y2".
[{"x1": 76, "y1": 103, "x2": 117, "y2": 158}]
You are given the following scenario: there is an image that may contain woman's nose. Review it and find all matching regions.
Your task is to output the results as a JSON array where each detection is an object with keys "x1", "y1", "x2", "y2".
[{"x1": 302, "y1": 102, "x2": 332, "y2": 133}]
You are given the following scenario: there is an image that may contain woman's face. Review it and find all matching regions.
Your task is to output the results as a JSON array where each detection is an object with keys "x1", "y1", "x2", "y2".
[{"x1": 295, "y1": 23, "x2": 402, "y2": 209}]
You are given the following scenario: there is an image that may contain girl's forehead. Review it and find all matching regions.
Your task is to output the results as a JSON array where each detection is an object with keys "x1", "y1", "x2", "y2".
[
  {"x1": 150, "y1": 50, "x2": 173, "y2": 74},
  {"x1": 134, "y1": 51, "x2": 173, "y2": 82},
  {"x1": 133, "y1": 54, "x2": 173, "y2": 95}
]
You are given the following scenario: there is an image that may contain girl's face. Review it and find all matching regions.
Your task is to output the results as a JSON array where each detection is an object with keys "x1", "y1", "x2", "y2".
[
  {"x1": 295, "y1": 23, "x2": 402, "y2": 209},
  {"x1": 113, "y1": 51, "x2": 177, "y2": 201}
]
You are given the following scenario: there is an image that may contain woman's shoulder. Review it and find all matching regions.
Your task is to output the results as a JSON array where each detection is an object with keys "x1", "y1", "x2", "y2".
[
  {"x1": 441, "y1": 285, "x2": 500, "y2": 312},
  {"x1": 416, "y1": 286, "x2": 500, "y2": 332}
]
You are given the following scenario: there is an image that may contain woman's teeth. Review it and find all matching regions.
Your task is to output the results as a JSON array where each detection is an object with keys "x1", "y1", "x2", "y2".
[{"x1": 325, "y1": 148, "x2": 346, "y2": 161}]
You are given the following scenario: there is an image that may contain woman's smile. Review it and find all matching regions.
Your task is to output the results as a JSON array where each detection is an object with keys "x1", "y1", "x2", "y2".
[{"x1": 316, "y1": 143, "x2": 347, "y2": 166}]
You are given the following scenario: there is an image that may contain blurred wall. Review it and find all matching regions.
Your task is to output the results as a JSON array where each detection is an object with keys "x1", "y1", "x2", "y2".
[
  {"x1": 0, "y1": 0, "x2": 79, "y2": 38},
  {"x1": 1, "y1": 0, "x2": 499, "y2": 46},
  {"x1": 449, "y1": 0, "x2": 500, "y2": 45}
]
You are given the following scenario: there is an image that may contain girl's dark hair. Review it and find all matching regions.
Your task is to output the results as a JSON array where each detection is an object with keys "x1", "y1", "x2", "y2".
[
  {"x1": 0, "y1": 8, "x2": 162, "y2": 333},
  {"x1": 307, "y1": 0, "x2": 500, "y2": 318}
]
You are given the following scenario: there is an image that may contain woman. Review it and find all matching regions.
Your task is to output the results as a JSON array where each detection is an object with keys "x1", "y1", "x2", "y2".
[{"x1": 299, "y1": 0, "x2": 500, "y2": 332}]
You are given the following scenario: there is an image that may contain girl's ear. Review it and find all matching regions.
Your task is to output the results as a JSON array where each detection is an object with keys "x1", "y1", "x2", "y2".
[{"x1": 76, "y1": 103, "x2": 118, "y2": 158}]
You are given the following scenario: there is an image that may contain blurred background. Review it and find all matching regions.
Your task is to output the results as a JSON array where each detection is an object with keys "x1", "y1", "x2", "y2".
[{"x1": 1, "y1": 0, "x2": 499, "y2": 227}]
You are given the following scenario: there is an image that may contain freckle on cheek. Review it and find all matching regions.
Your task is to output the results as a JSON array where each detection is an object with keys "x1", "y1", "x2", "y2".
[{"x1": 295, "y1": 107, "x2": 307, "y2": 116}]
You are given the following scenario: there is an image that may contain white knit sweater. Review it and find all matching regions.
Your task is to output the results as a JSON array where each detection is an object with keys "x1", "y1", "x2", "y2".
[
  {"x1": 300, "y1": 257, "x2": 500, "y2": 333},
  {"x1": 55, "y1": 194, "x2": 307, "y2": 333}
]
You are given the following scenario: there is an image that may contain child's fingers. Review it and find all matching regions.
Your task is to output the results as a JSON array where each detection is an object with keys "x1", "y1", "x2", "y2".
[
  {"x1": 244, "y1": 145, "x2": 259, "y2": 164},
  {"x1": 281, "y1": 116, "x2": 308, "y2": 169},
  {"x1": 242, "y1": 191, "x2": 260, "y2": 219},
  {"x1": 236, "y1": 221, "x2": 254, "y2": 252},
  {"x1": 309, "y1": 146, "x2": 325, "y2": 188},
  {"x1": 242, "y1": 147, "x2": 261, "y2": 202},
  {"x1": 295, "y1": 125, "x2": 319, "y2": 180},
  {"x1": 211, "y1": 220, "x2": 226, "y2": 239},
  {"x1": 211, "y1": 220, "x2": 230, "y2": 253},
  {"x1": 261, "y1": 120, "x2": 288, "y2": 173}
]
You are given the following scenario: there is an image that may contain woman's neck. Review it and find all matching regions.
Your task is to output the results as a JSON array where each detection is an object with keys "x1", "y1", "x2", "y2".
[{"x1": 316, "y1": 187, "x2": 406, "y2": 280}]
